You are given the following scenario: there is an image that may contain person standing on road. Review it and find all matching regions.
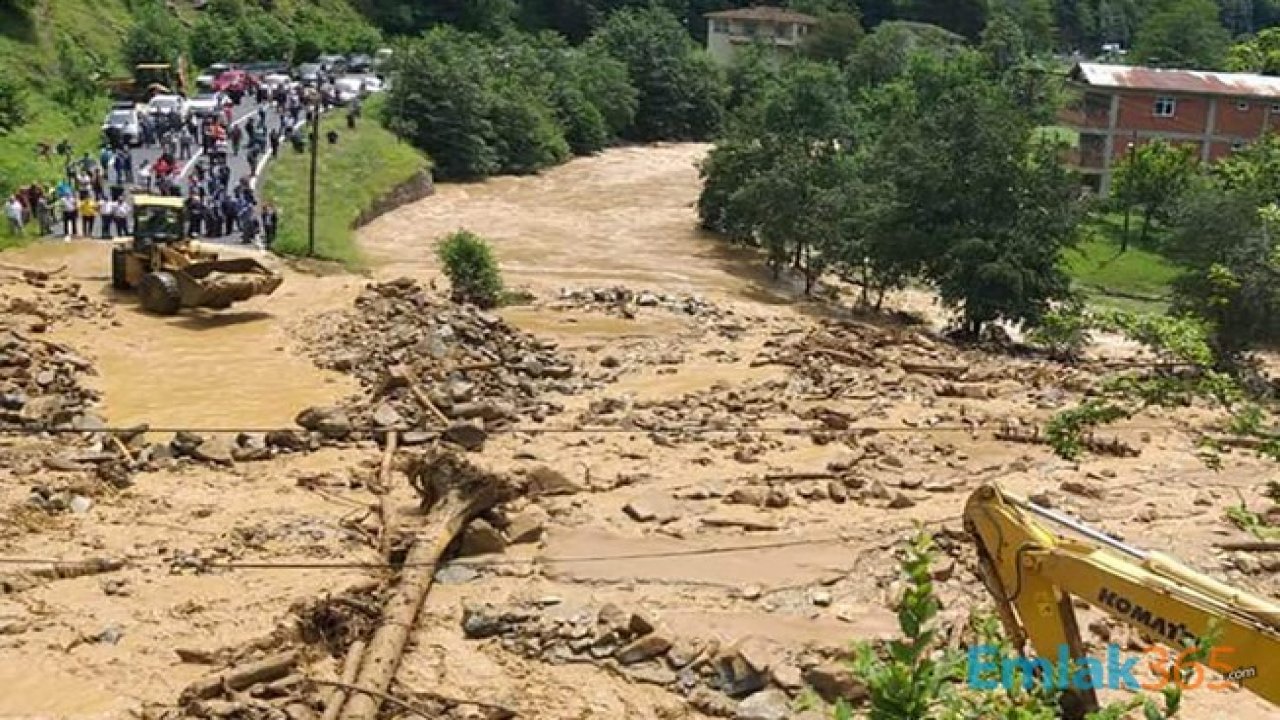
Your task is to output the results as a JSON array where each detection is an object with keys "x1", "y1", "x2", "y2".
[
  {"x1": 186, "y1": 192, "x2": 204, "y2": 237},
  {"x1": 229, "y1": 124, "x2": 243, "y2": 156},
  {"x1": 114, "y1": 192, "x2": 131, "y2": 236},
  {"x1": 5, "y1": 195, "x2": 23, "y2": 235},
  {"x1": 78, "y1": 193, "x2": 98, "y2": 238},
  {"x1": 221, "y1": 193, "x2": 239, "y2": 235},
  {"x1": 261, "y1": 202, "x2": 278, "y2": 247},
  {"x1": 137, "y1": 160, "x2": 153, "y2": 193},
  {"x1": 36, "y1": 190, "x2": 53, "y2": 236},
  {"x1": 60, "y1": 192, "x2": 77, "y2": 238},
  {"x1": 257, "y1": 103, "x2": 266, "y2": 127},
  {"x1": 239, "y1": 202, "x2": 259, "y2": 245},
  {"x1": 99, "y1": 196, "x2": 116, "y2": 239},
  {"x1": 179, "y1": 126, "x2": 194, "y2": 160},
  {"x1": 268, "y1": 127, "x2": 281, "y2": 157}
]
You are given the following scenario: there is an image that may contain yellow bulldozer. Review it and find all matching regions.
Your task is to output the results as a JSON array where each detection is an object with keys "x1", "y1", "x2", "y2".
[{"x1": 111, "y1": 196, "x2": 283, "y2": 315}]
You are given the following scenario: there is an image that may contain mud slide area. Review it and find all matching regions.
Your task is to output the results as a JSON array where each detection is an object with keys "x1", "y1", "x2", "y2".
[{"x1": 0, "y1": 145, "x2": 1276, "y2": 720}]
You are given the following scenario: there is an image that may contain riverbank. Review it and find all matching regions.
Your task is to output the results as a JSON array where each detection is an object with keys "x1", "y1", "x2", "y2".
[{"x1": 262, "y1": 97, "x2": 431, "y2": 267}]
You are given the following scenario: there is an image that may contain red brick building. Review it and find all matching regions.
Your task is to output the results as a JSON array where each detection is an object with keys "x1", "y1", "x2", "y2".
[{"x1": 1062, "y1": 63, "x2": 1280, "y2": 194}]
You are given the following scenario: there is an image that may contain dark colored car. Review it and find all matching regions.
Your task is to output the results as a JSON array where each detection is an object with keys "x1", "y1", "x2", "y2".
[
  {"x1": 241, "y1": 61, "x2": 289, "y2": 80},
  {"x1": 346, "y1": 54, "x2": 372, "y2": 73}
]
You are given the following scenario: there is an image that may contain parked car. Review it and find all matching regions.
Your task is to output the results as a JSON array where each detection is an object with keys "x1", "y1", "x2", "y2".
[
  {"x1": 353, "y1": 74, "x2": 384, "y2": 93},
  {"x1": 187, "y1": 91, "x2": 230, "y2": 118},
  {"x1": 346, "y1": 54, "x2": 372, "y2": 73},
  {"x1": 373, "y1": 47, "x2": 393, "y2": 72},
  {"x1": 146, "y1": 94, "x2": 189, "y2": 122},
  {"x1": 317, "y1": 53, "x2": 346, "y2": 71},
  {"x1": 297, "y1": 63, "x2": 324, "y2": 86},
  {"x1": 102, "y1": 105, "x2": 142, "y2": 147},
  {"x1": 333, "y1": 76, "x2": 365, "y2": 105},
  {"x1": 241, "y1": 61, "x2": 288, "y2": 80},
  {"x1": 260, "y1": 72, "x2": 294, "y2": 94},
  {"x1": 212, "y1": 69, "x2": 252, "y2": 94},
  {"x1": 195, "y1": 62, "x2": 233, "y2": 90}
]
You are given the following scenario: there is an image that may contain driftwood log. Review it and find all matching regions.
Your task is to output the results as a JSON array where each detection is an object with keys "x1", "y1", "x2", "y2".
[
  {"x1": 995, "y1": 424, "x2": 1140, "y2": 458},
  {"x1": 320, "y1": 640, "x2": 366, "y2": 720},
  {"x1": 335, "y1": 451, "x2": 509, "y2": 720},
  {"x1": 900, "y1": 362, "x2": 968, "y2": 379},
  {"x1": 179, "y1": 651, "x2": 299, "y2": 703}
]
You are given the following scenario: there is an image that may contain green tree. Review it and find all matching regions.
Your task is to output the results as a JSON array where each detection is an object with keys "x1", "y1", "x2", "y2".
[
  {"x1": 588, "y1": 5, "x2": 726, "y2": 141},
  {"x1": 879, "y1": 53, "x2": 1082, "y2": 335},
  {"x1": 383, "y1": 29, "x2": 499, "y2": 179},
  {"x1": 1225, "y1": 27, "x2": 1280, "y2": 74},
  {"x1": 846, "y1": 21, "x2": 965, "y2": 88},
  {"x1": 123, "y1": 5, "x2": 189, "y2": 67},
  {"x1": 992, "y1": 0, "x2": 1055, "y2": 51},
  {"x1": 800, "y1": 11, "x2": 865, "y2": 64},
  {"x1": 190, "y1": 15, "x2": 245, "y2": 67},
  {"x1": 896, "y1": 0, "x2": 990, "y2": 38},
  {"x1": 53, "y1": 34, "x2": 101, "y2": 110},
  {"x1": 1111, "y1": 140, "x2": 1198, "y2": 251},
  {"x1": 1133, "y1": 0, "x2": 1230, "y2": 69},
  {"x1": 0, "y1": 74, "x2": 26, "y2": 133},
  {"x1": 437, "y1": 229, "x2": 503, "y2": 307},
  {"x1": 238, "y1": 11, "x2": 296, "y2": 61},
  {"x1": 980, "y1": 12, "x2": 1029, "y2": 73}
]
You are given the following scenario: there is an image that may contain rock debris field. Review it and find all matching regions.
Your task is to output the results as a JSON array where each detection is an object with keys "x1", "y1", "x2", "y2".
[{"x1": 1, "y1": 151, "x2": 1278, "y2": 720}]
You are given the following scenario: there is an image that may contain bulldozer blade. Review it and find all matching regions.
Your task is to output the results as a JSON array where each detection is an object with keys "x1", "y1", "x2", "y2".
[{"x1": 174, "y1": 258, "x2": 284, "y2": 309}]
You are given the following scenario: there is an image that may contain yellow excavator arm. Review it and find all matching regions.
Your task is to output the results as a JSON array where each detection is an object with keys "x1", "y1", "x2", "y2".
[{"x1": 964, "y1": 484, "x2": 1280, "y2": 716}]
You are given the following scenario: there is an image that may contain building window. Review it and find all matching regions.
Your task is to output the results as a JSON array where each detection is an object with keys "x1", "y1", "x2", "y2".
[
  {"x1": 1232, "y1": 140, "x2": 1246, "y2": 151},
  {"x1": 711, "y1": 19, "x2": 728, "y2": 33},
  {"x1": 1153, "y1": 97, "x2": 1176, "y2": 117},
  {"x1": 1237, "y1": 101, "x2": 1250, "y2": 111},
  {"x1": 1271, "y1": 103, "x2": 1280, "y2": 113}
]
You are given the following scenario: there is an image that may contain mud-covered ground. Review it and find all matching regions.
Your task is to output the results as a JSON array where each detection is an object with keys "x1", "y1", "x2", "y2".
[{"x1": 0, "y1": 145, "x2": 1276, "y2": 720}]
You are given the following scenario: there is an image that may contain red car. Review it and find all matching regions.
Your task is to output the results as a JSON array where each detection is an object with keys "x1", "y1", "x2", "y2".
[{"x1": 211, "y1": 70, "x2": 253, "y2": 94}]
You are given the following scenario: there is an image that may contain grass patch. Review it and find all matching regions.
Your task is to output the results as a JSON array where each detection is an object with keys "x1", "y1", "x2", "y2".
[
  {"x1": 1064, "y1": 213, "x2": 1183, "y2": 314},
  {"x1": 262, "y1": 97, "x2": 431, "y2": 267}
]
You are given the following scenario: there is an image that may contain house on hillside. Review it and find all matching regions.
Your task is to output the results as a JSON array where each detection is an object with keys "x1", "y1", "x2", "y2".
[
  {"x1": 705, "y1": 6, "x2": 818, "y2": 66},
  {"x1": 1063, "y1": 62, "x2": 1280, "y2": 194}
]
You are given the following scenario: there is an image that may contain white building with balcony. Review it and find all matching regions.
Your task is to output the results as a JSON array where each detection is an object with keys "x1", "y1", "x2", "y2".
[{"x1": 705, "y1": 6, "x2": 819, "y2": 65}]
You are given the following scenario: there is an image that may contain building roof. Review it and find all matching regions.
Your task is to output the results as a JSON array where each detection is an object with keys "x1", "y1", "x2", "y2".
[
  {"x1": 1070, "y1": 62, "x2": 1280, "y2": 100},
  {"x1": 705, "y1": 6, "x2": 819, "y2": 24}
]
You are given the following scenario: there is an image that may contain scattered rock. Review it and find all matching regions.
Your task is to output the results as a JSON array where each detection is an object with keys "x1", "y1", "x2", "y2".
[
  {"x1": 616, "y1": 633, "x2": 673, "y2": 664},
  {"x1": 504, "y1": 505, "x2": 548, "y2": 545},
  {"x1": 527, "y1": 465, "x2": 582, "y2": 496},
  {"x1": 459, "y1": 519, "x2": 507, "y2": 557},
  {"x1": 443, "y1": 421, "x2": 487, "y2": 451},
  {"x1": 804, "y1": 663, "x2": 868, "y2": 704},
  {"x1": 1060, "y1": 479, "x2": 1103, "y2": 499},
  {"x1": 887, "y1": 492, "x2": 916, "y2": 509},
  {"x1": 295, "y1": 406, "x2": 352, "y2": 440},
  {"x1": 735, "y1": 689, "x2": 790, "y2": 720}
]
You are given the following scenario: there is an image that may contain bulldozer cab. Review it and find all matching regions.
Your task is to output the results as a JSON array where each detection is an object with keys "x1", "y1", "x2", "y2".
[
  {"x1": 132, "y1": 196, "x2": 185, "y2": 253},
  {"x1": 135, "y1": 63, "x2": 176, "y2": 96}
]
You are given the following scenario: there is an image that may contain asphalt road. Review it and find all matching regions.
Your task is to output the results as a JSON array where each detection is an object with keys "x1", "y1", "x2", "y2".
[{"x1": 130, "y1": 96, "x2": 288, "y2": 248}]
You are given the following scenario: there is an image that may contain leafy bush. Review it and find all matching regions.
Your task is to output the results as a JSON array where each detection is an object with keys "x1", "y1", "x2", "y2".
[
  {"x1": 437, "y1": 230, "x2": 503, "y2": 308},
  {"x1": 1027, "y1": 303, "x2": 1093, "y2": 362},
  {"x1": 52, "y1": 34, "x2": 102, "y2": 111},
  {"x1": 0, "y1": 75, "x2": 27, "y2": 133}
]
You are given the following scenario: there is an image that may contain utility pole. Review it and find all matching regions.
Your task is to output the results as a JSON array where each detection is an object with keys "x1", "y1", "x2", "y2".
[
  {"x1": 1121, "y1": 131, "x2": 1137, "y2": 253},
  {"x1": 307, "y1": 100, "x2": 319, "y2": 257}
]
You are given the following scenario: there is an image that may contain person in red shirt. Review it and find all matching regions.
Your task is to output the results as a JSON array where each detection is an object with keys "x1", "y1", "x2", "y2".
[{"x1": 154, "y1": 155, "x2": 172, "y2": 179}]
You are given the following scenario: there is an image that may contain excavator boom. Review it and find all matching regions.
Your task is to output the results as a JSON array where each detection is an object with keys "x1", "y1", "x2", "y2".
[{"x1": 965, "y1": 484, "x2": 1280, "y2": 715}]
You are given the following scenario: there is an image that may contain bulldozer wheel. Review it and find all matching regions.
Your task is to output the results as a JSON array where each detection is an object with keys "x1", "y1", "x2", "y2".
[
  {"x1": 110, "y1": 247, "x2": 130, "y2": 291},
  {"x1": 138, "y1": 271, "x2": 181, "y2": 315}
]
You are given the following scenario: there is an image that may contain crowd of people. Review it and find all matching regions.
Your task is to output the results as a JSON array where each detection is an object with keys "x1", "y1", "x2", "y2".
[{"x1": 5, "y1": 80, "x2": 321, "y2": 247}]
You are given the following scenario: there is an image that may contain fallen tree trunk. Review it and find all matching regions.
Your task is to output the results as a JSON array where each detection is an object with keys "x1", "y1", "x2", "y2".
[
  {"x1": 180, "y1": 651, "x2": 299, "y2": 703},
  {"x1": 995, "y1": 425, "x2": 1140, "y2": 458},
  {"x1": 320, "y1": 640, "x2": 366, "y2": 720},
  {"x1": 336, "y1": 451, "x2": 509, "y2": 720}
]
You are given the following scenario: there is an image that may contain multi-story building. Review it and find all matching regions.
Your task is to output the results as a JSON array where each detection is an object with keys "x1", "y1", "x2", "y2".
[
  {"x1": 1063, "y1": 62, "x2": 1280, "y2": 194},
  {"x1": 705, "y1": 6, "x2": 818, "y2": 66}
]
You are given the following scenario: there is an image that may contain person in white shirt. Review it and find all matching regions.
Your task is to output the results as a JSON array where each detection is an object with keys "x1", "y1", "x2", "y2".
[
  {"x1": 99, "y1": 198, "x2": 117, "y2": 239},
  {"x1": 5, "y1": 196, "x2": 23, "y2": 235},
  {"x1": 114, "y1": 195, "x2": 131, "y2": 236}
]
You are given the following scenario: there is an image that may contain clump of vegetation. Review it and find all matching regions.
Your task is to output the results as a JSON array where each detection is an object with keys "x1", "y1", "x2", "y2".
[{"x1": 437, "y1": 230, "x2": 503, "y2": 308}]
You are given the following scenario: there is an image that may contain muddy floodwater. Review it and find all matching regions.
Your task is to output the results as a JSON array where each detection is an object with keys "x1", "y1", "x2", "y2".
[
  {"x1": 4, "y1": 242, "x2": 358, "y2": 428},
  {"x1": 359, "y1": 144, "x2": 794, "y2": 303}
]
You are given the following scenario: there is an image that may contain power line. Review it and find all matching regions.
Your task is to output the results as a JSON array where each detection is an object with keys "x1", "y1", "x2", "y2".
[{"x1": 0, "y1": 421, "x2": 1189, "y2": 436}]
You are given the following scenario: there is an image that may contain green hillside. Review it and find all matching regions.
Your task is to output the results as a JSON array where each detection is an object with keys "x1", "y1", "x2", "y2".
[{"x1": 0, "y1": 0, "x2": 380, "y2": 203}]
